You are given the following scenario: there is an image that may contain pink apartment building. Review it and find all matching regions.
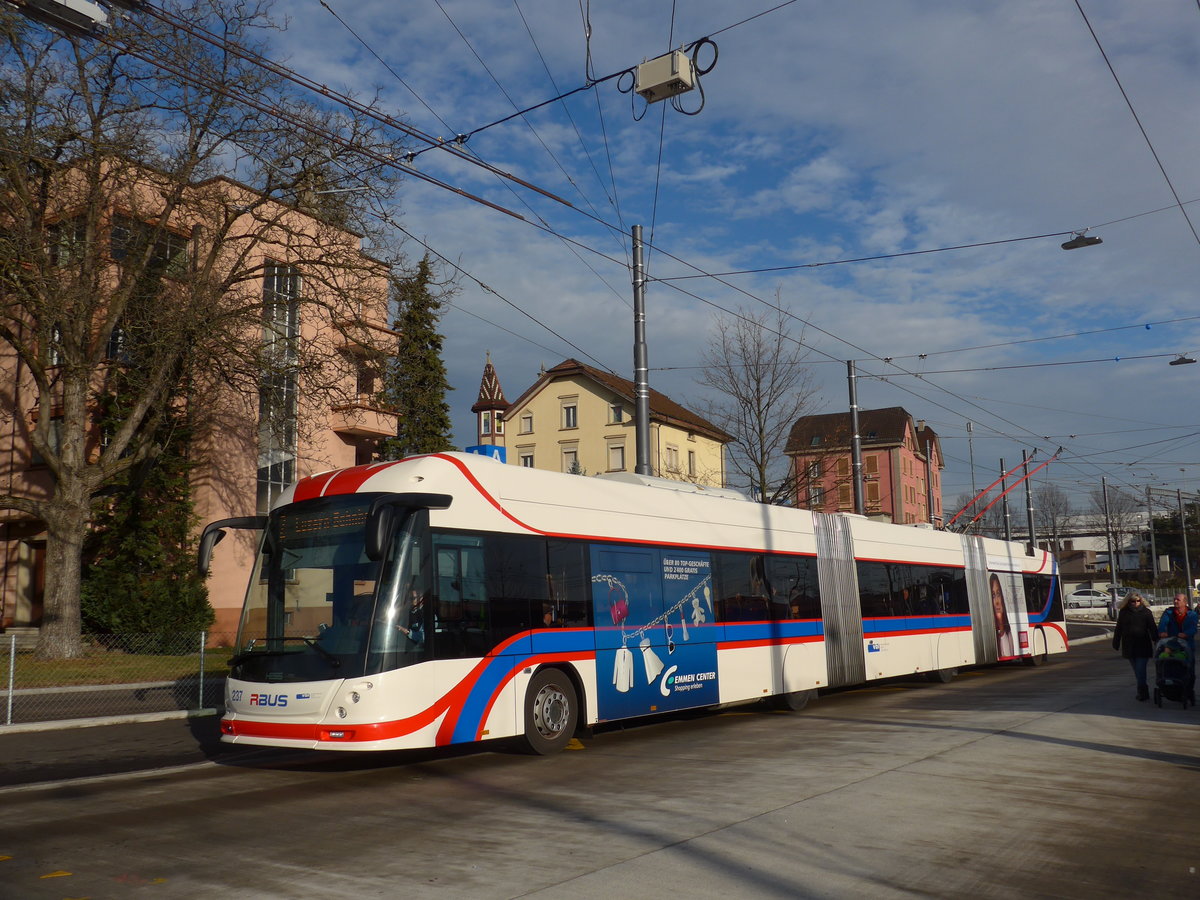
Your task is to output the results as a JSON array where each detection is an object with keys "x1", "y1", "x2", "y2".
[
  {"x1": 785, "y1": 407, "x2": 944, "y2": 525},
  {"x1": 0, "y1": 168, "x2": 397, "y2": 639}
]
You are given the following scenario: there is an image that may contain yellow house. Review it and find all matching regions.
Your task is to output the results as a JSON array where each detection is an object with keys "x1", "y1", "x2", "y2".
[{"x1": 473, "y1": 358, "x2": 731, "y2": 487}]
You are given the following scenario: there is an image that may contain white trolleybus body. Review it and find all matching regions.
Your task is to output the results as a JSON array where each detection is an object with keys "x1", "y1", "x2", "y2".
[{"x1": 202, "y1": 452, "x2": 1067, "y2": 754}]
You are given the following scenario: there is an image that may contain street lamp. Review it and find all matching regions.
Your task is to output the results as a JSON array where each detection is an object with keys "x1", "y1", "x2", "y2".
[
  {"x1": 1061, "y1": 231, "x2": 1103, "y2": 250},
  {"x1": 1168, "y1": 355, "x2": 1196, "y2": 366}
]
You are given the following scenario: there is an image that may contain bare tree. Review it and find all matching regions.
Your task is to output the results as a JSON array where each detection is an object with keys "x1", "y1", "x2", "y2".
[
  {"x1": 694, "y1": 299, "x2": 822, "y2": 504},
  {"x1": 1034, "y1": 483, "x2": 1075, "y2": 552},
  {"x1": 1089, "y1": 484, "x2": 1143, "y2": 575},
  {"x1": 951, "y1": 490, "x2": 1006, "y2": 538},
  {"x1": 0, "y1": 3, "x2": 409, "y2": 657}
]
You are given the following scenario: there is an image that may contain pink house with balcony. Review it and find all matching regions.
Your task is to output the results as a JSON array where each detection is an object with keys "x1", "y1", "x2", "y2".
[{"x1": 0, "y1": 168, "x2": 398, "y2": 639}]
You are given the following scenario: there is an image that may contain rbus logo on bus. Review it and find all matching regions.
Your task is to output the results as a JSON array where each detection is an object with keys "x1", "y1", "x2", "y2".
[{"x1": 248, "y1": 693, "x2": 289, "y2": 707}]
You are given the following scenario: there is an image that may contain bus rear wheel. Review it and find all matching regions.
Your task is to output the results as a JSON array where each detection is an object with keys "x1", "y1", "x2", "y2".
[
  {"x1": 925, "y1": 667, "x2": 958, "y2": 683},
  {"x1": 522, "y1": 668, "x2": 578, "y2": 755},
  {"x1": 772, "y1": 689, "x2": 815, "y2": 711}
]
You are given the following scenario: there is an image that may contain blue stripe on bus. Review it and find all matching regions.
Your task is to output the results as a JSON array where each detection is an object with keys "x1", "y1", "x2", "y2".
[
  {"x1": 862, "y1": 615, "x2": 972, "y2": 634},
  {"x1": 450, "y1": 629, "x2": 597, "y2": 743},
  {"x1": 720, "y1": 620, "x2": 824, "y2": 642}
]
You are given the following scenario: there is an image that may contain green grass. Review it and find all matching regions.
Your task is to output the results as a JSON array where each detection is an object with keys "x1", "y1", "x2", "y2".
[{"x1": 2, "y1": 644, "x2": 225, "y2": 689}]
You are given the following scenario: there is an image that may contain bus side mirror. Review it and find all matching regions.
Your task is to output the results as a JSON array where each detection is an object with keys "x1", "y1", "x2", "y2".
[
  {"x1": 365, "y1": 504, "x2": 394, "y2": 562},
  {"x1": 365, "y1": 493, "x2": 453, "y2": 561},
  {"x1": 198, "y1": 516, "x2": 267, "y2": 575}
]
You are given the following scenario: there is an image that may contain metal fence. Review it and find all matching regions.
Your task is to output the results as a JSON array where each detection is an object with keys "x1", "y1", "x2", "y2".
[{"x1": 1, "y1": 631, "x2": 237, "y2": 728}]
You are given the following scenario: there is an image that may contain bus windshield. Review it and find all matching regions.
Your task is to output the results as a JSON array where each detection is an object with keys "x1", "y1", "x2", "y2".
[{"x1": 230, "y1": 493, "x2": 432, "y2": 683}]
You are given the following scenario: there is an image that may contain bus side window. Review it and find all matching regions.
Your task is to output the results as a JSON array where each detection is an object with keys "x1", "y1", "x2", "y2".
[
  {"x1": 712, "y1": 551, "x2": 773, "y2": 622},
  {"x1": 767, "y1": 555, "x2": 820, "y2": 620},
  {"x1": 547, "y1": 541, "x2": 591, "y2": 627},
  {"x1": 483, "y1": 534, "x2": 546, "y2": 640}
]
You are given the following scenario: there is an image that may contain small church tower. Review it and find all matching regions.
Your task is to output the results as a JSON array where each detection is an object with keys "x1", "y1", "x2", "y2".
[{"x1": 471, "y1": 352, "x2": 509, "y2": 447}]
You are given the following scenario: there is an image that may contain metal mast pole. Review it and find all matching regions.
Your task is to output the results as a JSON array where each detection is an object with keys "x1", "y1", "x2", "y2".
[
  {"x1": 966, "y1": 422, "x2": 978, "y2": 529},
  {"x1": 632, "y1": 225, "x2": 651, "y2": 476},
  {"x1": 848, "y1": 361, "x2": 864, "y2": 515},
  {"x1": 1147, "y1": 486, "x2": 1157, "y2": 587},
  {"x1": 1022, "y1": 450, "x2": 1036, "y2": 555},
  {"x1": 1102, "y1": 477, "x2": 1117, "y2": 605},
  {"x1": 1179, "y1": 490, "x2": 1193, "y2": 598},
  {"x1": 925, "y1": 436, "x2": 935, "y2": 525},
  {"x1": 1000, "y1": 459, "x2": 1012, "y2": 543}
]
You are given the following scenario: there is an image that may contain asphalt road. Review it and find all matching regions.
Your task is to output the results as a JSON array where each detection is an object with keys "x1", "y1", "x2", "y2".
[{"x1": 0, "y1": 637, "x2": 1197, "y2": 899}]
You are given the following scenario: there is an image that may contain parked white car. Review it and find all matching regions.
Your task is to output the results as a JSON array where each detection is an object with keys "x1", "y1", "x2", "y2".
[{"x1": 1065, "y1": 588, "x2": 1110, "y2": 609}]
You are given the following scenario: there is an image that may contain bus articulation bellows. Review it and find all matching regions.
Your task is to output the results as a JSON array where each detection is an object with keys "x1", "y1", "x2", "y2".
[{"x1": 200, "y1": 452, "x2": 1066, "y2": 755}]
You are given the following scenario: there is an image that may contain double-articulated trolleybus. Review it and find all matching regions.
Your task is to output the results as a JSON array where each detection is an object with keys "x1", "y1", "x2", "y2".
[{"x1": 200, "y1": 452, "x2": 1067, "y2": 754}]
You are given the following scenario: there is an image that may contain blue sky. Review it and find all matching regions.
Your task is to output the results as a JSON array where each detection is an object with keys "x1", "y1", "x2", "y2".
[{"x1": 272, "y1": 0, "x2": 1200, "y2": 513}]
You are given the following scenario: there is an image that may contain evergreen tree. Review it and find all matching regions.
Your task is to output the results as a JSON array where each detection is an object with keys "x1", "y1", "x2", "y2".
[
  {"x1": 81, "y1": 396, "x2": 212, "y2": 649},
  {"x1": 382, "y1": 255, "x2": 455, "y2": 458}
]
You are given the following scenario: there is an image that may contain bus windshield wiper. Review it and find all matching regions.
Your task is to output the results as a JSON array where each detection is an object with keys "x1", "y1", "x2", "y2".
[{"x1": 228, "y1": 636, "x2": 341, "y2": 668}]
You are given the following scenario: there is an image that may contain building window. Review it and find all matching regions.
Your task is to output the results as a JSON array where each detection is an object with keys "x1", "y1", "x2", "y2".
[
  {"x1": 836, "y1": 457, "x2": 849, "y2": 477},
  {"x1": 48, "y1": 217, "x2": 87, "y2": 266},
  {"x1": 867, "y1": 481, "x2": 880, "y2": 510},
  {"x1": 47, "y1": 324, "x2": 63, "y2": 367},
  {"x1": 688, "y1": 450, "x2": 696, "y2": 478},
  {"x1": 481, "y1": 411, "x2": 492, "y2": 436},
  {"x1": 610, "y1": 404, "x2": 624, "y2": 424},
  {"x1": 810, "y1": 435, "x2": 822, "y2": 447},
  {"x1": 562, "y1": 448, "x2": 578, "y2": 473},
  {"x1": 257, "y1": 263, "x2": 300, "y2": 515},
  {"x1": 664, "y1": 445, "x2": 680, "y2": 472},
  {"x1": 838, "y1": 484, "x2": 851, "y2": 507},
  {"x1": 519, "y1": 452, "x2": 534, "y2": 468},
  {"x1": 495, "y1": 416, "x2": 504, "y2": 435},
  {"x1": 864, "y1": 455, "x2": 878, "y2": 475},
  {"x1": 608, "y1": 444, "x2": 625, "y2": 472},
  {"x1": 808, "y1": 485, "x2": 824, "y2": 508},
  {"x1": 355, "y1": 360, "x2": 377, "y2": 397},
  {"x1": 111, "y1": 215, "x2": 189, "y2": 277},
  {"x1": 520, "y1": 413, "x2": 533, "y2": 433},
  {"x1": 807, "y1": 461, "x2": 820, "y2": 480},
  {"x1": 562, "y1": 403, "x2": 577, "y2": 429}
]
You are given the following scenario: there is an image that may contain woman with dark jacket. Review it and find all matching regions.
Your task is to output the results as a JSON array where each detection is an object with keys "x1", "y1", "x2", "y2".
[{"x1": 1113, "y1": 593, "x2": 1158, "y2": 700}]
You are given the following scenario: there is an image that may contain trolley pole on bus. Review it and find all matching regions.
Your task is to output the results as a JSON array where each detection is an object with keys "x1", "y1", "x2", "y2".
[{"x1": 632, "y1": 225, "x2": 652, "y2": 476}]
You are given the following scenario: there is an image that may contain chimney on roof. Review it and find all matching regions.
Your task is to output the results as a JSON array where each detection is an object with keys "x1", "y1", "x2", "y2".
[{"x1": 916, "y1": 419, "x2": 926, "y2": 431}]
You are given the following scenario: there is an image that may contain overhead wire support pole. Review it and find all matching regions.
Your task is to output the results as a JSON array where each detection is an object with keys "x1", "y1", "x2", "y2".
[
  {"x1": 1102, "y1": 477, "x2": 1117, "y2": 603},
  {"x1": 1001, "y1": 460, "x2": 1012, "y2": 543},
  {"x1": 1179, "y1": 489, "x2": 1193, "y2": 599},
  {"x1": 632, "y1": 225, "x2": 651, "y2": 476},
  {"x1": 1022, "y1": 449, "x2": 1036, "y2": 555},
  {"x1": 848, "y1": 361, "x2": 864, "y2": 516}
]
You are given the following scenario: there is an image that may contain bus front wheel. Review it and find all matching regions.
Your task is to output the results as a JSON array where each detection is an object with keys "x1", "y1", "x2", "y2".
[{"x1": 522, "y1": 668, "x2": 578, "y2": 755}]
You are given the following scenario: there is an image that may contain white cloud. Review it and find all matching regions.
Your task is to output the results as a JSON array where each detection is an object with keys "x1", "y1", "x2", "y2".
[{"x1": 271, "y1": 0, "x2": 1200, "y2": 502}]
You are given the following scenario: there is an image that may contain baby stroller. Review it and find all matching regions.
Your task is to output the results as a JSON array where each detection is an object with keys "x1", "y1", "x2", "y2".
[{"x1": 1152, "y1": 637, "x2": 1194, "y2": 708}]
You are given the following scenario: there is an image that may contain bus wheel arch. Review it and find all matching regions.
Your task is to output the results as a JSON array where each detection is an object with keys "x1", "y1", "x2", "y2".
[
  {"x1": 925, "y1": 667, "x2": 958, "y2": 683},
  {"x1": 1023, "y1": 627, "x2": 1049, "y2": 666},
  {"x1": 521, "y1": 665, "x2": 582, "y2": 755}
]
